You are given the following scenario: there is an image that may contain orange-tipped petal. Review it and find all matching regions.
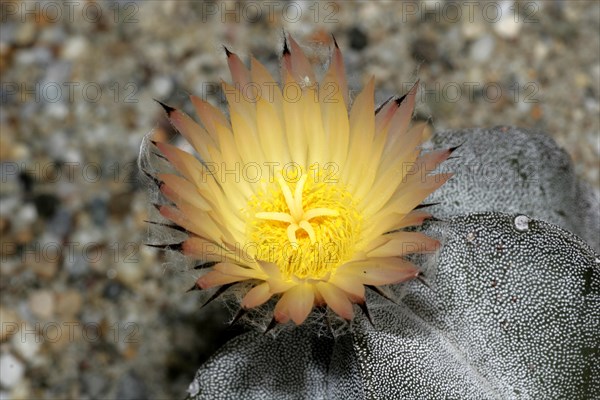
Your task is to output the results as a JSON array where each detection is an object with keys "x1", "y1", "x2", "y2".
[
  {"x1": 168, "y1": 108, "x2": 219, "y2": 161},
  {"x1": 252, "y1": 260, "x2": 293, "y2": 293},
  {"x1": 182, "y1": 236, "x2": 228, "y2": 262},
  {"x1": 213, "y1": 262, "x2": 261, "y2": 278},
  {"x1": 284, "y1": 35, "x2": 316, "y2": 85},
  {"x1": 328, "y1": 273, "x2": 366, "y2": 299},
  {"x1": 330, "y1": 37, "x2": 349, "y2": 106},
  {"x1": 397, "y1": 210, "x2": 432, "y2": 228},
  {"x1": 337, "y1": 258, "x2": 419, "y2": 286},
  {"x1": 383, "y1": 172, "x2": 454, "y2": 216},
  {"x1": 366, "y1": 232, "x2": 440, "y2": 258},
  {"x1": 154, "y1": 141, "x2": 204, "y2": 187},
  {"x1": 316, "y1": 282, "x2": 354, "y2": 320},
  {"x1": 157, "y1": 206, "x2": 220, "y2": 245},
  {"x1": 225, "y1": 47, "x2": 250, "y2": 87},
  {"x1": 343, "y1": 77, "x2": 376, "y2": 187},
  {"x1": 159, "y1": 173, "x2": 211, "y2": 211},
  {"x1": 256, "y1": 95, "x2": 289, "y2": 165},
  {"x1": 414, "y1": 148, "x2": 453, "y2": 176},
  {"x1": 221, "y1": 80, "x2": 255, "y2": 121},
  {"x1": 190, "y1": 95, "x2": 231, "y2": 137},
  {"x1": 375, "y1": 97, "x2": 398, "y2": 136},
  {"x1": 321, "y1": 66, "x2": 350, "y2": 167},
  {"x1": 282, "y1": 80, "x2": 308, "y2": 166},
  {"x1": 197, "y1": 270, "x2": 248, "y2": 289},
  {"x1": 242, "y1": 282, "x2": 272, "y2": 309},
  {"x1": 385, "y1": 81, "x2": 419, "y2": 149},
  {"x1": 250, "y1": 57, "x2": 280, "y2": 95},
  {"x1": 274, "y1": 283, "x2": 315, "y2": 325}
]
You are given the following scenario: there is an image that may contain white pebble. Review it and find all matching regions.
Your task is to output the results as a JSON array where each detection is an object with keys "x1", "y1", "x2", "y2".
[
  {"x1": 514, "y1": 215, "x2": 530, "y2": 232},
  {"x1": 151, "y1": 76, "x2": 174, "y2": 98},
  {"x1": 12, "y1": 325, "x2": 41, "y2": 361},
  {"x1": 116, "y1": 260, "x2": 144, "y2": 287},
  {"x1": 494, "y1": 1, "x2": 521, "y2": 39},
  {"x1": 62, "y1": 36, "x2": 89, "y2": 60},
  {"x1": 470, "y1": 34, "x2": 496, "y2": 63},
  {"x1": 0, "y1": 353, "x2": 25, "y2": 388},
  {"x1": 46, "y1": 102, "x2": 69, "y2": 119},
  {"x1": 16, "y1": 204, "x2": 38, "y2": 226}
]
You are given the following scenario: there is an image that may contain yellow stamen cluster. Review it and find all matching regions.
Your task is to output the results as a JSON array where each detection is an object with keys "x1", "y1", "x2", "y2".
[{"x1": 247, "y1": 170, "x2": 362, "y2": 280}]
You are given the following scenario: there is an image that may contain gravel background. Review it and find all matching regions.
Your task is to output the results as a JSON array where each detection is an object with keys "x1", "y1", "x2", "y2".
[{"x1": 1, "y1": 1, "x2": 598, "y2": 399}]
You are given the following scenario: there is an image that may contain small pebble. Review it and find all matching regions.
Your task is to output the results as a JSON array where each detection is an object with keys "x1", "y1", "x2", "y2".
[
  {"x1": 151, "y1": 76, "x2": 174, "y2": 98},
  {"x1": 14, "y1": 22, "x2": 36, "y2": 46},
  {"x1": 46, "y1": 103, "x2": 69, "y2": 119},
  {"x1": 411, "y1": 36, "x2": 437, "y2": 63},
  {"x1": 62, "y1": 36, "x2": 89, "y2": 60},
  {"x1": 0, "y1": 353, "x2": 25, "y2": 388},
  {"x1": 48, "y1": 208, "x2": 72, "y2": 238},
  {"x1": 470, "y1": 34, "x2": 495, "y2": 63},
  {"x1": 115, "y1": 371, "x2": 148, "y2": 400},
  {"x1": 0, "y1": 217, "x2": 9, "y2": 235},
  {"x1": 64, "y1": 253, "x2": 90, "y2": 278},
  {"x1": 11, "y1": 325, "x2": 41, "y2": 361},
  {"x1": 462, "y1": 20, "x2": 485, "y2": 40},
  {"x1": 108, "y1": 191, "x2": 134, "y2": 218},
  {"x1": 56, "y1": 290, "x2": 83, "y2": 319},
  {"x1": 81, "y1": 371, "x2": 109, "y2": 398},
  {"x1": 15, "y1": 47, "x2": 52, "y2": 65},
  {"x1": 102, "y1": 281, "x2": 126, "y2": 300},
  {"x1": 32, "y1": 194, "x2": 60, "y2": 219},
  {"x1": 28, "y1": 290, "x2": 55, "y2": 320},
  {"x1": 494, "y1": 1, "x2": 521, "y2": 39},
  {"x1": 27, "y1": 252, "x2": 59, "y2": 280},
  {"x1": 348, "y1": 27, "x2": 368, "y2": 51},
  {"x1": 15, "y1": 204, "x2": 37, "y2": 227},
  {"x1": 116, "y1": 260, "x2": 145, "y2": 288},
  {"x1": 89, "y1": 196, "x2": 108, "y2": 227},
  {"x1": 514, "y1": 215, "x2": 530, "y2": 232},
  {"x1": 0, "y1": 307, "x2": 20, "y2": 341}
]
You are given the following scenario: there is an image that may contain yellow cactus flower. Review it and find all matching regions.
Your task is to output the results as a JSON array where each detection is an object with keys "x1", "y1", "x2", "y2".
[{"x1": 148, "y1": 35, "x2": 453, "y2": 326}]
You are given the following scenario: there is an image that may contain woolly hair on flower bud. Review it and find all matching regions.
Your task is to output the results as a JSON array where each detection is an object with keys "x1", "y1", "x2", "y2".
[{"x1": 139, "y1": 34, "x2": 453, "y2": 337}]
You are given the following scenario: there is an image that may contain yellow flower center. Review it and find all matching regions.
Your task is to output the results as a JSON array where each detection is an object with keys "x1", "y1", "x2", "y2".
[{"x1": 246, "y1": 168, "x2": 361, "y2": 280}]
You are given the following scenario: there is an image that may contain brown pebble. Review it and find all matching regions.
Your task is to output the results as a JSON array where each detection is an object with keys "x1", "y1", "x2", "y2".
[
  {"x1": 25, "y1": 252, "x2": 59, "y2": 280},
  {"x1": 28, "y1": 290, "x2": 55, "y2": 319},
  {"x1": 56, "y1": 290, "x2": 83, "y2": 319},
  {"x1": 108, "y1": 191, "x2": 135, "y2": 218},
  {"x1": 0, "y1": 217, "x2": 10, "y2": 235},
  {"x1": 0, "y1": 306, "x2": 21, "y2": 342}
]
